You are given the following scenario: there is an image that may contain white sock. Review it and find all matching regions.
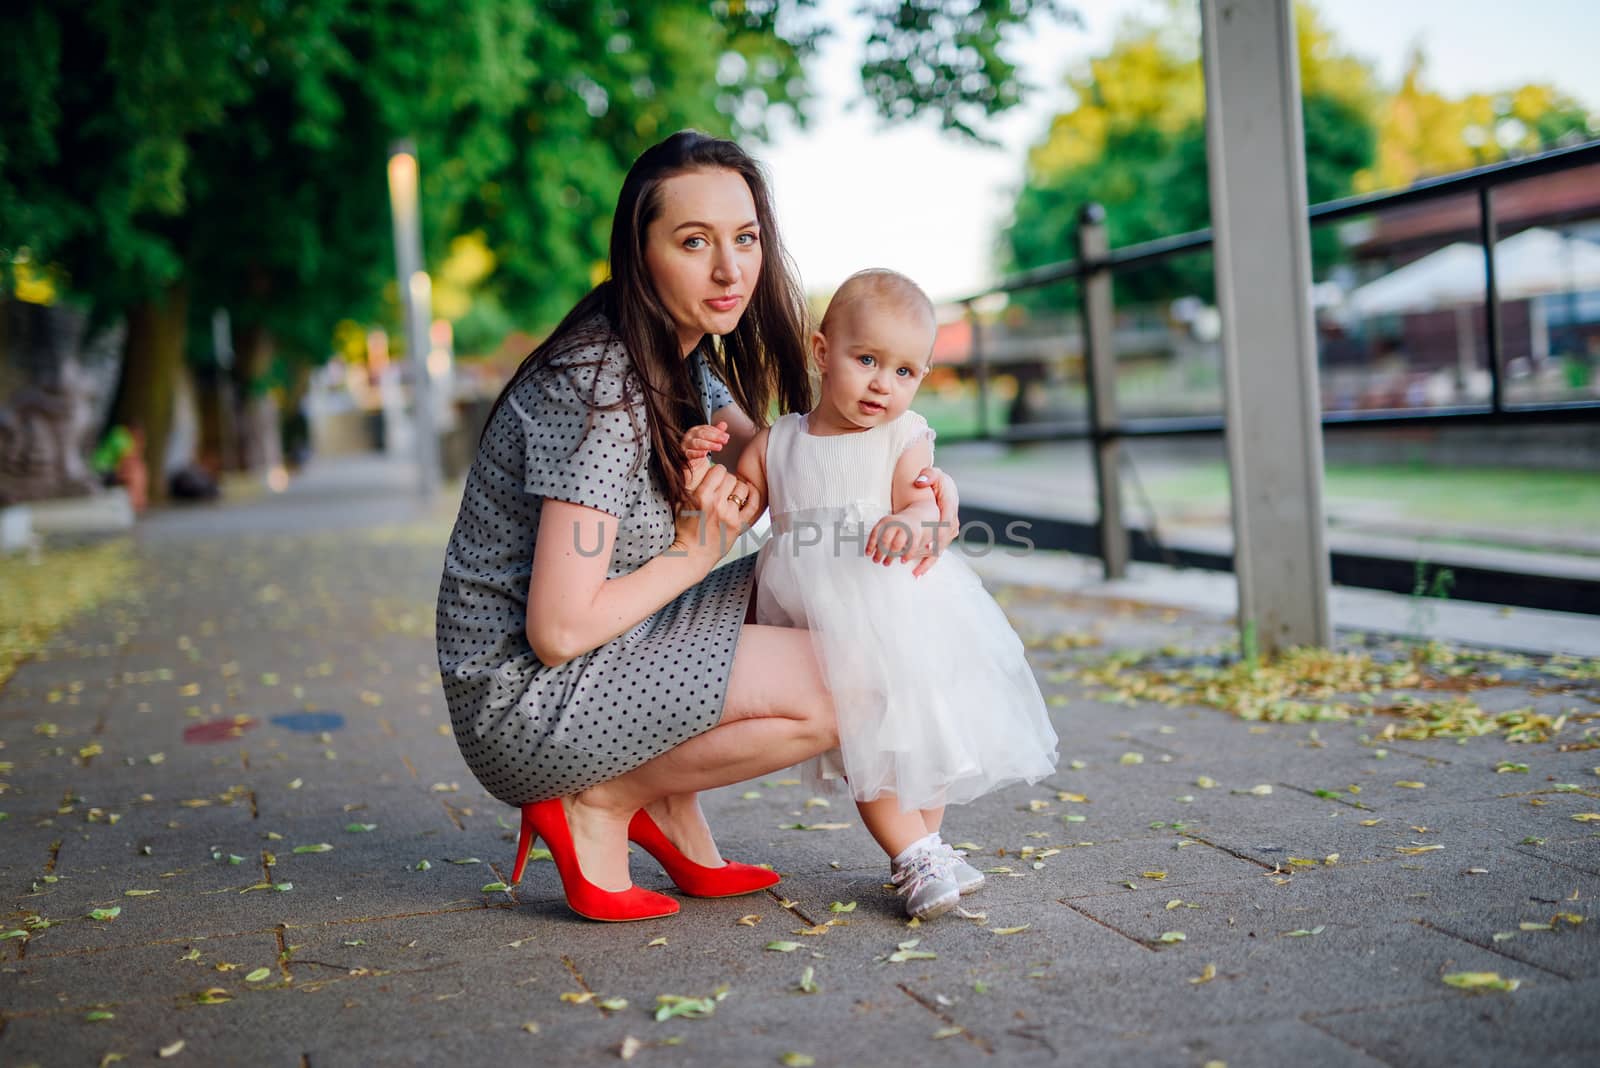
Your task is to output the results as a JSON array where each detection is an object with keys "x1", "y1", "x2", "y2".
[{"x1": 892, "y1": 833, "x2": 942, "y2": 868}]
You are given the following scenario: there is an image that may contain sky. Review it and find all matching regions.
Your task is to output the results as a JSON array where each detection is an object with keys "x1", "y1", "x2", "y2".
[{"x1": 757, "y1": 0, "x2": 1600, "y2": 304}]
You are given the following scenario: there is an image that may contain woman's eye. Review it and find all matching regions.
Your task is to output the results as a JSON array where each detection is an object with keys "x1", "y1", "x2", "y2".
[
  {"x1": 736, "y1": 232, "x2": 759, "y2": 246},
  {"x1": 683, "y1": 236, "x2": 706, "y2": 250}
]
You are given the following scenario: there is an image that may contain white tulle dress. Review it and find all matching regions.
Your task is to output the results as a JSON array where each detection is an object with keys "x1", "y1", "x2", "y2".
[{"x1": 753, "y1": 410, "x2": 1059, "y2": 811}]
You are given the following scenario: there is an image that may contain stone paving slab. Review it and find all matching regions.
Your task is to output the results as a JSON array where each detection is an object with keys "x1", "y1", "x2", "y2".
[
  {"x1": 960, "y1": 918, "x2": 1533, "y2": 1033},
  {"x1": 1517, "y1": 837, "x2": 1600, "y2": 877},
  {"x1": 4, "y1": 929, "x2": 284, "y2": 1015},
  {"x1": 1424, "y1": 903, "x2": 1598, "y2": 980},
  {"x1": 4, "y1": 471, "x2": 1600, "y2": 1066},
  {"x1": 1078, "y1": 1018, "x2": 1394, "y2": 1068},
  {"x1": 1305, "y1": 976, "x2": 1600, "y2": 1068}
]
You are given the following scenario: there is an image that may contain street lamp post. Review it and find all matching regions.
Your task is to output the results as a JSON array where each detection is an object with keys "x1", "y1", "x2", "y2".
[{"x1": 386, "y1": 139, "x2": 442, "y2": 501}]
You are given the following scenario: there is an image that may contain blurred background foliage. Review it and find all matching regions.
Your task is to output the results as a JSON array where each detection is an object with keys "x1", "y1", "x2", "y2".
[
  {"x1": 1002, "y1": 0, "x2": 1595, "y2": 302},
  {"x1": 0, "y1": 0, "x2": 1059, "y2": 483},
  {"x1": 1, "y1": 0, "x2": 1593, "y2": 486}
]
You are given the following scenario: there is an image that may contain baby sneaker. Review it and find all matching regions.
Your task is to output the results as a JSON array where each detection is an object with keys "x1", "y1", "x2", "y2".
[
  {"x1": 891, "y1": 847, "x2": 961, "y2": 920},
  {"x1": 933, "y1": 839, "x2": 986, "y2": 896}
]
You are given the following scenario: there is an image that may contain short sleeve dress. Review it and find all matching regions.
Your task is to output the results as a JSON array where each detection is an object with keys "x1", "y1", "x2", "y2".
[{"x1": 435, "y1": 319, "x2": 754, "y2": 805}]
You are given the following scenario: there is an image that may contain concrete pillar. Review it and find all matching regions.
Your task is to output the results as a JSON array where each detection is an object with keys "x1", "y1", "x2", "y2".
[
  {"x1": 387, "y1": 139, "x2": 442, "y2": 501},
  {"x1": 1199, "y1": 0, "x2": 1331, "y2": 653}
]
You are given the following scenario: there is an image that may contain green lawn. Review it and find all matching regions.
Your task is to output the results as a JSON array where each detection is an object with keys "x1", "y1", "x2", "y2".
[
  {"x1": 1145, "y1": 463, "x2": 1600, "y2": 534},
  {"x1": 916, "y1": 385, "x2": 1016, "y2": 441}
]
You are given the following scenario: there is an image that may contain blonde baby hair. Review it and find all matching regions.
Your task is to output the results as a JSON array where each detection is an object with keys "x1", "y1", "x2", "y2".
[{"x1": 819, "y1": 268, "x2": 937, "y2": 341}]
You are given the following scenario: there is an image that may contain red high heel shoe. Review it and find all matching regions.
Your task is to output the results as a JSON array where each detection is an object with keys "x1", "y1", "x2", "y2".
[
  {"x1": 511, "y1": 799, "x2": 679, "y2": 922},
  {"x1": 628, "y1": 810, "x2": 781, "y2": 898}
]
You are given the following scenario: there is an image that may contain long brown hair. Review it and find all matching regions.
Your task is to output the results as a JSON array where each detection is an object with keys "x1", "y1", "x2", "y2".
[{"x1": 483, "y1": 131, "x2": 812, "y2": 505}]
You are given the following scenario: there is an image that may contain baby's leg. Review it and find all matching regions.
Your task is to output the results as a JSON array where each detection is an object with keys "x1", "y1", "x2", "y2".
[
  {"x1": 919, "y1": 806, "x2": 945, "y2": 836},
  {"x1": 857, "y1": 795, "x2": 933, "y2": 860},
  {"x1": 863, "y1": 795, "x2": 964, "y2": 919}
]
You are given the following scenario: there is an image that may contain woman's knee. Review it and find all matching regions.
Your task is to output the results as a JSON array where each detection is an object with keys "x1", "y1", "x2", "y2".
[
  {"x1": 726, "y1": 624, "x2": 836, "y2": 745},
  {"x1": 723, "y1": 675, "x2": 835, "y2": 748},
  {"x1": 796, "y1": 689, "x2": 838, "y2": 751}
]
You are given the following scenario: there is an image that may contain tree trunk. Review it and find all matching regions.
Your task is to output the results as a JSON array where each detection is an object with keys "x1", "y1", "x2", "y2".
[
  {"x1": 231, "y1": 322, "x2": 275, "y2": 472},
  {"x1": 194, "y1": 365, "x2": 225, "y2": 473},
  {"x1": 230, "y1": 322, "x2": 290, "y2": 474},
  {"x1": 110, "y1": 283, "x2": 189, "y2": 502},
  {"x1": 281, "y1": 360, "x2": 312, "y2": 467}
]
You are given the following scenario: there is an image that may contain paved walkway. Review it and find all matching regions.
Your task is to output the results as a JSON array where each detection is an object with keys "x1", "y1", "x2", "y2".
[{"x1": 2, "y1": 457, "x2": 1598, "y2": 1067}]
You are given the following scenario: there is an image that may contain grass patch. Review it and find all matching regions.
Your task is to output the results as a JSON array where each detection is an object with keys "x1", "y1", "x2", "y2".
[
  {"x1": 917, "y1": 386, "x2": 1016, "y2": 441},
  {"x1": 1144, "y1": 463, "x2": 1600, "y2": 533},
  {"x1": 0, "y1": 540, "x2": 138, "y2": 688}
]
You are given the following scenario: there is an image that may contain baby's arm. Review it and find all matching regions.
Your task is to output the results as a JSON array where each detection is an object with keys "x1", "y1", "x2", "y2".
[
  {"x1": 708, "y1": 401, "x2": 761, "y2": 472},
  {"x1": 865, "y1": 437, "x2": 939, "y2": 566},
  {"x1": 734, "y1": 425, "x2": 771, "y2": 519}
]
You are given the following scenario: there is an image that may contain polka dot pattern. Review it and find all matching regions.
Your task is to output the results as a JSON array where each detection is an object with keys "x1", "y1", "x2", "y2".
[{"x1": 436, "y1": 320, "x2": 755, "y2": 805}]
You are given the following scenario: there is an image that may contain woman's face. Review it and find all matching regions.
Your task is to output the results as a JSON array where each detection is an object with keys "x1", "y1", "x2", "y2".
[{"x1": 643, "y1": 168, "x2": 763, "y2": 355}]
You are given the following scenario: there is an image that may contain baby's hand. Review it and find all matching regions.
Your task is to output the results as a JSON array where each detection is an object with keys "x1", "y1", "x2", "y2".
[
  {"x1": 865, "y1": 510, "x2": 937, "y2": 567},
  {"x1": 682, "y1": 421, "x2": 730, "y2": 461}
]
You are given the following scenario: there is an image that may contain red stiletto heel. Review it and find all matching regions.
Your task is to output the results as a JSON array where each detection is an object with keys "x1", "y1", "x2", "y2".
[
  {"x1": 512, "y1": 799, "x2": 679, "y2": 922},
  {"x1": 628, "y1": 810, "x2": 781, "y2": 898}
]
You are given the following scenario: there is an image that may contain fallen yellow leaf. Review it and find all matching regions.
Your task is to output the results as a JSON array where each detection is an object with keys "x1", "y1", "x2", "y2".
[{"x1": 1442, "y1": 971, "x2": 1520, "y2": 992}]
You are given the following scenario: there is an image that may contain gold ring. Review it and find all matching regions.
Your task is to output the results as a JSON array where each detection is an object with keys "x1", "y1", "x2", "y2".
[{"x1": 728, "y1": 492, "x2": 748, "y2": 508}]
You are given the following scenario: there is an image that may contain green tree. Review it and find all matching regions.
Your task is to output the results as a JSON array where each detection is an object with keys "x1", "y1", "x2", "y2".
[
  {"x1": 857, "y1": 0, "x2": 1078, "y2": 141},
  {"x1": 1360, "y1": 48, "x2": 1596, "y2": 193},
  {"x1": 3, "y1": 1, "x2": 1070, "y2": 491},
  {"x1": 1003, "y1": 2, "x2": 1377, "y2": 302},
  {"x1": 0, "y1": 2, "x2": 264, "y2": 485}
]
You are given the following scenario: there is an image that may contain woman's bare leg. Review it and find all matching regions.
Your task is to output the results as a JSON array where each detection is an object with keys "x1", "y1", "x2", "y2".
[
  {"x1": 566, "y1": 624, "x2": 836, "y2": 886},
  {"x1": 628, "y1": 561, "x2": 767, "y2": 869},
  {"x1": 639, "y1": 793, "x2": 720, "y2": 865}
]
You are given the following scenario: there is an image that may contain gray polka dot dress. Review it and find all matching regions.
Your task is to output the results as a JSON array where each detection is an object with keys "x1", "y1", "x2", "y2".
[{"x1": 436, "y1": 319, "x2": 756, "y2": 805}]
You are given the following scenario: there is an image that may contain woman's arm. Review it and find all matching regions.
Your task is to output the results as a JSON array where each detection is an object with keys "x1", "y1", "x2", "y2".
[
  {"x1": 527, "y1": 460, "x2": 757, "y2": 667},
  {"x1": 527, "y1": 502, "x2": 696, "y2": 667}
]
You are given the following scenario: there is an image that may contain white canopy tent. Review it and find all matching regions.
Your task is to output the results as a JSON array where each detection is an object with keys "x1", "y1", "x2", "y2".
[
  {"x1": 1344, "y1": 227, "x2": 1600, "y2": 317},
  {"x1": 1340, "y1": 227, "x2": 1600, "y2": 376}
]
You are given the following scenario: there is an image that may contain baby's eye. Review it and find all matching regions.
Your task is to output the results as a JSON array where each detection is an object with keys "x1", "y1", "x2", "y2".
[
  {"x1": 857, "y1": 355, "x2": 875, "y2": 367},
  {"x1": 896, "y1": 367, "x2": 912, "y2": 377},
  {"x1": 683, "y1": 236, "x2": 707, "y2": 250}
]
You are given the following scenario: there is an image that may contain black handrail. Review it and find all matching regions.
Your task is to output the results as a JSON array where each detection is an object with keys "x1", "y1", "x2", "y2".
[
  {"x1": 958, "y1": 139, "x2": 1600, "y2": 302},
  {"x1": 942, "y1": 138, "x2": 1600, "y2": 613}
]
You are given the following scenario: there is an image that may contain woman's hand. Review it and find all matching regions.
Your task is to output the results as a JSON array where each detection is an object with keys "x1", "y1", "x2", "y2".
[
  {"x1": 906, "y1": 466, "x2": 959, "y2": 578},
  {"x1": 674, "y1": 456, "x2": 761, "y2": 571},
  {"x1": 682, "y1": 421, "x2": 731, "y2": 462}
]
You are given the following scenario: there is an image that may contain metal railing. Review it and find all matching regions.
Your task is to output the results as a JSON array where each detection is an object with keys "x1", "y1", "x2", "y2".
[{"x1": 944, "y1": 139, "x2": 1600, "y2": 613}]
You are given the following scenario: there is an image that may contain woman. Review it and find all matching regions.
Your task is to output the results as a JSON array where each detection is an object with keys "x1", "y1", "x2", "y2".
[{"x1": 436, "y1": 131, "x2": 959, "y2": 922}]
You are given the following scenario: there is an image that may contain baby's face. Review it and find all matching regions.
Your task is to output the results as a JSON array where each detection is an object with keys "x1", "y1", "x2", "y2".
[{"x1": 815, "y1": 306, "x2": 934, "y2": 431}]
